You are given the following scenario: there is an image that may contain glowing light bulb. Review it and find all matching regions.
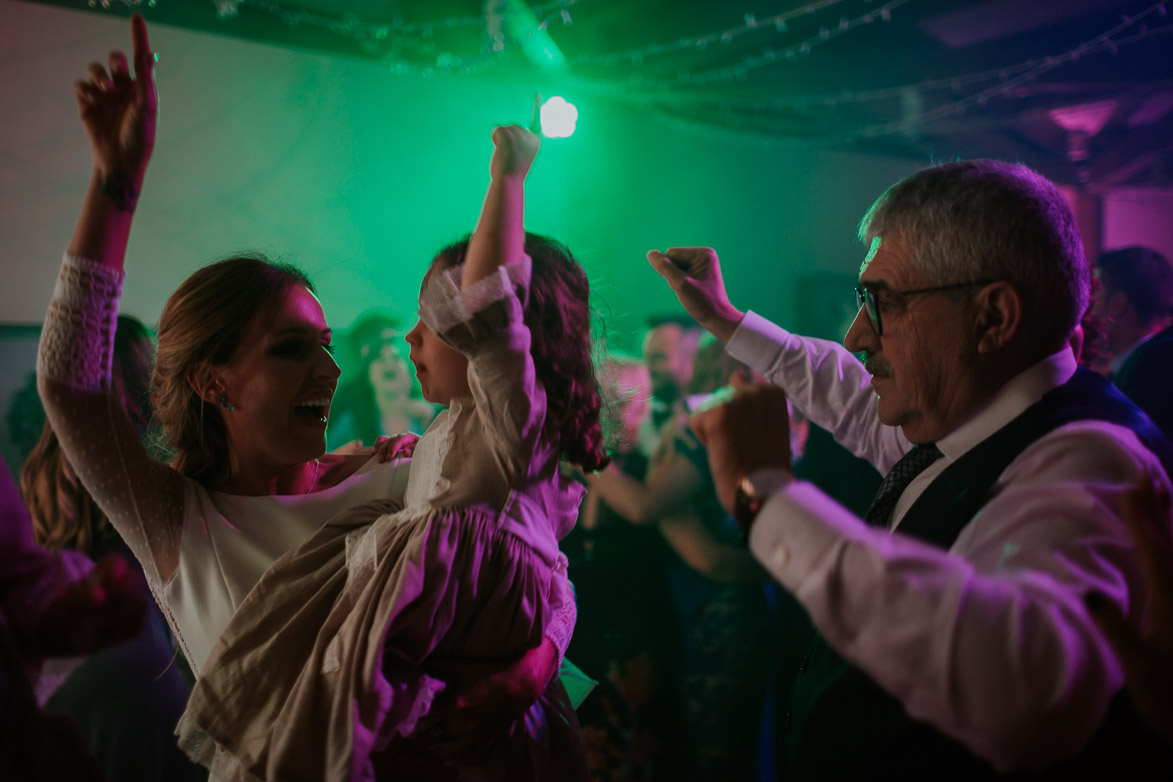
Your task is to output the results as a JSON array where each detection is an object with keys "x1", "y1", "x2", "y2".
[{"x1": 540, "y1": 97, "x2": 578, "y2": 138}]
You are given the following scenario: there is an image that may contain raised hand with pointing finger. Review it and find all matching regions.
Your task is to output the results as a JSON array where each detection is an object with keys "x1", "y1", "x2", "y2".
[{"x1": 74, "y1": 13, "x2": 157, "y2": 211}]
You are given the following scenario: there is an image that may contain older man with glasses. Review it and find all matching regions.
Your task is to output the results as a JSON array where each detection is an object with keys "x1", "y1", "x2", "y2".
[{"x1": 648, "y1": 159, "x2": 1173, "y2": 780}]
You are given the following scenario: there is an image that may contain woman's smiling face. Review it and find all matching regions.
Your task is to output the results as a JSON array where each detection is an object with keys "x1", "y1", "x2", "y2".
[{"x1": 213, "y1": 285, "x2": 341, "y2": 473}]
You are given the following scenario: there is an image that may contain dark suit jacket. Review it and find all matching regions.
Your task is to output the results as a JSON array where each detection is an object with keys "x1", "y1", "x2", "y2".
[{"x1": 1111, "y1": 323, "x2": 1173, "y2": 441}]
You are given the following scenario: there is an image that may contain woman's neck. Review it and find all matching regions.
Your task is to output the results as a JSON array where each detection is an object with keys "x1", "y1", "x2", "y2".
[{"x1": 212, "y1": 459, "x2": 319, "y2": 497}]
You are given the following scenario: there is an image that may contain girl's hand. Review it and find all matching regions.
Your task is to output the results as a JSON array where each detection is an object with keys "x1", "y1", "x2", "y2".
[
  {"x1": 329, "y1": 433, "x2": 418, "y2": 461},
  {"x1": 489, "y1": 123, "x2": 540, "y2": 181},
  {"x1": 74, "y1": 13, "x2": 157, "y2": 188},
  {"x1": 371, "y1": 432, "x2": 419, "y2": 462}
]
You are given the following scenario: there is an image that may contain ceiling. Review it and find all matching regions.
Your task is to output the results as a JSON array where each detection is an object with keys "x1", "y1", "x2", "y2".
[{"x1": 30, "y1": 0, "x2": 1173, "y2": 188}]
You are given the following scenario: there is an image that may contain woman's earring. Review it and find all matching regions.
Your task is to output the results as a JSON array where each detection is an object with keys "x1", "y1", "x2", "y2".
[{"x1": 216, "y1": 395, "x2": 236, "y2": 412}]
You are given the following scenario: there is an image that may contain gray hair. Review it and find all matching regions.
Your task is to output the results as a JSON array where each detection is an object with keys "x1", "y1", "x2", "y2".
[{"x1": 859, "y1": 159, "x2": 1089, "y2": 353}]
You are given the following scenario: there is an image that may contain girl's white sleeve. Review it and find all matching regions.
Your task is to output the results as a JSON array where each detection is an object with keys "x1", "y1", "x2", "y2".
[{"x1": 418, "y1": 256, "x2": 547, "y2": 484}]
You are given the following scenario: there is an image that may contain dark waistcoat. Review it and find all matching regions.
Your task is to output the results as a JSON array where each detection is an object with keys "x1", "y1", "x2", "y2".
[{"x1": 783, "y1": 368, "x2": 1173, "y2": 781}]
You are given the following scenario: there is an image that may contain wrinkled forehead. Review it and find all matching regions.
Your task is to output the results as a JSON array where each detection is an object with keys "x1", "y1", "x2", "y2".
[
  {"x1": 860, "y1": 236, "x2": 884, "y2": 275},
  {"x1": 858, "y1": 232, "x2": 914, "y2": 286}
]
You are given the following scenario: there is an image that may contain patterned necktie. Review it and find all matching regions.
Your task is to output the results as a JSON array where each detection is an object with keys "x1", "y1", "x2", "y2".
[{"x1": 864, "y1": 443, "x2": 943, "y2": 528}]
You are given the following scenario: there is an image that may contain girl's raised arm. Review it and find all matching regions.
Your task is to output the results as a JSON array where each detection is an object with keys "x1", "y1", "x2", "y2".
[{"x1": 461, "y1": 104, "x2": 541, "y2": 290}]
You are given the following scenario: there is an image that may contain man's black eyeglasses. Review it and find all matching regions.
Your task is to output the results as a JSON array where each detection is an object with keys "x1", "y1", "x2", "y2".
[{"x1": 854, "y1": 280, "x2": 995, "y2": 337}]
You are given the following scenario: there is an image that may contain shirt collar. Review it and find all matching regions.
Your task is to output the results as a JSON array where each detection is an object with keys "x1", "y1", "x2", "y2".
[{"x1": 936, "y1": 348, "x2": 1077, "y2": 461}]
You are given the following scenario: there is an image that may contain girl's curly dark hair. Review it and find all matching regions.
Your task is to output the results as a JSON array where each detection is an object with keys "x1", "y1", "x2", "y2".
[{"x1": 433, "y1": 233, "x2": 609, "y2": 472}]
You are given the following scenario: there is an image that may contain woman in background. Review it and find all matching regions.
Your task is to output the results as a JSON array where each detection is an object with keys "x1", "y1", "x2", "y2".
[
  {"x1": 581, "y1": 336, "x2": 786, "y2": 781},
  {"x1": 562, "y1": 355, "x2": 683, "y2": 781},
  {"x1": 327, "y1": 309, "x2": 436, "y2": 451},
  {"x1": 21, "y1": 313, "x2": 205, "y2": 782}
]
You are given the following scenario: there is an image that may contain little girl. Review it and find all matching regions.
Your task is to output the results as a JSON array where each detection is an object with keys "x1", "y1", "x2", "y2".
[{"x1": 176, "y1": 125, "x2": 607, "y2": 781}]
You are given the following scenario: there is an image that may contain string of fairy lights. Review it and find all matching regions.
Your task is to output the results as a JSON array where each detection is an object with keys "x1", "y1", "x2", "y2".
[
  {"x1": 82, "y1": 0, "x2": 905, "y2": 81},
  {"x1": 854, "y1": 2, "x2": 1173, "y2": 142},
  {"x1": 558, "y1": 0, "x2": 911, "y2": 98},
  {"x1": 571, "y1": 0, "x2": 1173, "y2": 148},
  {"x1": 621, "y1": 3, "x2": 1173, "y2": 147},
  {"x1": 567, "y1": 0, "x2": 888, "y2": 66},
  {"x1": 82, "y1": 0, "x2": 1173, "y2": 147}
]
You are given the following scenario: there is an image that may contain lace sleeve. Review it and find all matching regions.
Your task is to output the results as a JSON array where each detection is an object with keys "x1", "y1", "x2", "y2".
[
  {"x1": 419, "y1": 257, "x2": 547, "y2": 483},
  {"x1": 36, "y1": 254, "x2": 184, "y2": 601}
]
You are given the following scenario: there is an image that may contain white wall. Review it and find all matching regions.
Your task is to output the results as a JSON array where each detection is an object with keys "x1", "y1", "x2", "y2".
[
  {"x1": 1, "y1": 1, "x2": 921, "y2": 342},
  {"x1": 5, "y1": 3, "x2": 1171, "y2": 342},
  {"x1": 0, "y1": 1, "x2": 933, "y2": 476}
]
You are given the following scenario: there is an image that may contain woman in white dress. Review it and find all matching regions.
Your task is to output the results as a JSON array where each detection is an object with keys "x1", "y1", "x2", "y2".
[{"x1": 35, "y1": 14, "x2": 575, "y2": 773}]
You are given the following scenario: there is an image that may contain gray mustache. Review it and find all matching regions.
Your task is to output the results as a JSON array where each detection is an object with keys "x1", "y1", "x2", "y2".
[{"x1": 864, "y1": 356, "x2": 892, "y2": 377}]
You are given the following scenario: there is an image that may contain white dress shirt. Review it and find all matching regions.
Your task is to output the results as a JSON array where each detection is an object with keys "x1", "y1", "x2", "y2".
[{"x1": 726, "y1": 310, "x2": 1171, "y2": 771}]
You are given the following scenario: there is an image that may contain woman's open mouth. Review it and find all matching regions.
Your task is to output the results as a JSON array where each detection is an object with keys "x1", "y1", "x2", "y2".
[{"x1": 294, "y1": 398, "x2": 330, "y2": 424}]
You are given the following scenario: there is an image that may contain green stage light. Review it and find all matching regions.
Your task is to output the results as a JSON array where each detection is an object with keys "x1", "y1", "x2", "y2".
[{"x1": 540, "y1": 96, "x2": 578, "y2": 138}]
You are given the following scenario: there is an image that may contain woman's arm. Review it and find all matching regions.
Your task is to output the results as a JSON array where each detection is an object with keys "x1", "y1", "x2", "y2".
[
  {"x1": 587, "y1": 420, "x2": 705, "y2": 524},
  {"x1": 587, "y1": 452, "x2": 703, "y2": 524},
  {"x1": 37, "y1": 15, "x2": 184, "y2": 586},
  {"x1": 658, "y1": 507, "x2": 769, "y2": 583}
]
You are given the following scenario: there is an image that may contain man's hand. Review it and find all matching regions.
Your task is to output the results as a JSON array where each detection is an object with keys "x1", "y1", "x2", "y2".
[
  {"x1": 443, "y1": 638, "x2": 556, "y2": 734},
  {"x1": 646, "y1": 246, "x2": 745, "y2": 342},
  {"x1": 689, "y1": 377, "x2": 792, "y2": 514}
]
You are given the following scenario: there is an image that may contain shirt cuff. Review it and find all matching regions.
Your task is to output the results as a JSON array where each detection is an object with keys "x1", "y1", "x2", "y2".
[
  {"x1": 726, "y1": 310, "x2": 794, "y2": 373},
  {"x1": 747, "y1": 477, "x2": 875, "y2": 591}
]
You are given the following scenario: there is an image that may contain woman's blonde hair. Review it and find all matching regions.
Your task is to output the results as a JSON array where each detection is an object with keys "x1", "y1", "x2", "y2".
[{"x1": 151, "y1": 254, "x2": 314, "y2": 485}]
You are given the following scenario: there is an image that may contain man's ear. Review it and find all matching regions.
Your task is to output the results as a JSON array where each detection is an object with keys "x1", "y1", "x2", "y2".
[
  {"x1": 186, "y1": 361, "x2": 223, "y2": 404},
  {"x1": 974, "y1": 281, "x2": 1022, "y2": 354}
]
